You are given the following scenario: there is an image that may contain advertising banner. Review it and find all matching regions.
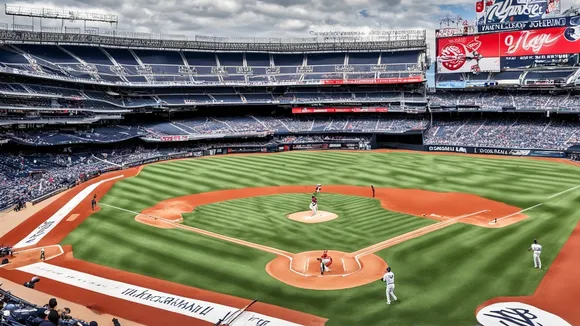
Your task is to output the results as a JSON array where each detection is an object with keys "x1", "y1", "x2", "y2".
[
  {"x1": 425, "y1": 145, "x2": 565, "y2": 157},
  {"x1": 478, "y1": 15, "x2": 579, "y2": 33},
  {"x1": 435, "y1": 81, "x2": 467, "y2": 88},
  {"x1": 437, "y1": 34, "x2": 501, "y2": 73},
  {"x1": 292, "y1": 107, "x2": 389, "y2": 114},
  {"x1": 437, "y1": 26, "x2": 580, "y2": 73},
  {"x1": 500, "y1": 53, "x2": 575, "y2": 69},
  {"x1": 322, "y1": 76, "x2": 424, "y2": 85},
  {"x1": 476, "y1": 0, "x2": 561, "y2": 26}
]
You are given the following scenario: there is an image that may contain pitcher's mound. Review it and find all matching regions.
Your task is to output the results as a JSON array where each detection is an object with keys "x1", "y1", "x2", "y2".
[{"x1": 287, "y1": 211, "x2": 338, "y2": 224}]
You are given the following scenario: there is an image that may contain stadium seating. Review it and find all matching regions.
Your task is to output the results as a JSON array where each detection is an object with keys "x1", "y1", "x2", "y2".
[{"x1": 0, "y1": 45, "x2": 423, "y2": 86}]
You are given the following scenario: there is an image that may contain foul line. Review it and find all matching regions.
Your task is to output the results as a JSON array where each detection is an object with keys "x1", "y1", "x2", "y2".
[
  {"x1": 353, "y1": 210, "x2": 489, "y2": 259},
  {"x1": 491, "y1": 183, "x2": 580, "y2": 224},
  {"x1": 548, "y1": 184, "x2": 580, "y2": 199},
  {"x1": 99, "y1": 203, "x2": 310, "y2": 277}
]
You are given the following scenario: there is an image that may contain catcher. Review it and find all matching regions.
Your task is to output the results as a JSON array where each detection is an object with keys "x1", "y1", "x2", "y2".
[{"x1": 317, "y1": 250, "x2": 332, "y2": 275}]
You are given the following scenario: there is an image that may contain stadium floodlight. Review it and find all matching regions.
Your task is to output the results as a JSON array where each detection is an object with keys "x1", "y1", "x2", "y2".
[{"x1": 5, "y1": 4, "x2": 118, "y2": 24}]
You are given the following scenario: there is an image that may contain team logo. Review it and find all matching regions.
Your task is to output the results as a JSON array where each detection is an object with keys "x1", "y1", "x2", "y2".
[
  {"x1": 564, "y1": 26, "x2": 580, "y2": 42},
  {"x1": 477, "y1": 302, "x2": 571, "y2": 326},
  {"x1": 439, "y1": 43, "x2": 467, "y2": 71},
  {"x1": 439, "y1": 38, "x2": 484, "y2": 72},
  {"x1": 570, "y1": 16, "x2": 580, "y2": 26}
]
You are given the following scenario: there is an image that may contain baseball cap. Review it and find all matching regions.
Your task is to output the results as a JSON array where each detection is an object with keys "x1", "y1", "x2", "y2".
[{"x1": 89, "y1": 321, "x2": 99, "y2": 326}]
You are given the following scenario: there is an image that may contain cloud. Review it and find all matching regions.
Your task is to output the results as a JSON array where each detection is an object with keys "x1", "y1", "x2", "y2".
[{"x1": 0, "y1": 0, "x2": 578, "y2": 58}]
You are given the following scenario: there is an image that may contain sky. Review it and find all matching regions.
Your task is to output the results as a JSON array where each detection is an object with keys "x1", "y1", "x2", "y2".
[{"x1": 3, "y1": 0, "x2": 580, "y2": 87}]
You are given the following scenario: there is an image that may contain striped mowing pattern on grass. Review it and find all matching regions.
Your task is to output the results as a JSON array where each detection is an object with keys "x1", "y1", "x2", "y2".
[
  {"x1": 182, "y1": 193, "x2": 435, "y2": 253},
  {"x1": 62, "y1": 151, "x2": 580, "y2": 326}
]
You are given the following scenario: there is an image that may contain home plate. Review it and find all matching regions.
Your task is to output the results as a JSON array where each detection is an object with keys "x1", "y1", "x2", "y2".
[{"x1": 286, "y1": 211, "x2": 339, "y2": 224}]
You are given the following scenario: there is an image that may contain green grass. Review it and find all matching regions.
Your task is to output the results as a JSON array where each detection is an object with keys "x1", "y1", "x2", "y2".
[
  {"x1": 61, "y1": 151, "x2": 580, "y2": 326},
  {"x1": 182, "y1": 193, "x2": 435, "y2": 253}
]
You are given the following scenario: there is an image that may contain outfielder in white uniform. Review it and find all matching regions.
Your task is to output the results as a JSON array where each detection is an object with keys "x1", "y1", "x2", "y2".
[
  {"x1": 528, "y1": 239, "x2": 542, "y2": 269},
  {"x1": 382, "y1": 266, "x2": 398, "y2": 304}
]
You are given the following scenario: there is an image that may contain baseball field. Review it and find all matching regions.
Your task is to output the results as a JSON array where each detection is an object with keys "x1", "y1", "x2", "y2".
[{"x1": 2, "y1": 150, "x2": 580, "y2": 326}]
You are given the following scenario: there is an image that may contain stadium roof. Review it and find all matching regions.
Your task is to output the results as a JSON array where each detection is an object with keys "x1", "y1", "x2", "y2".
[{"x1": 0, "y1": 25, "x2": 427, "y2": 52}]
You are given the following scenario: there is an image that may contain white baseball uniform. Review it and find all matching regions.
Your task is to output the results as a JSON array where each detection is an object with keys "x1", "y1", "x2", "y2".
[
  {"x1": 309, "y1": 201, "x2": 318, "y2": 216},
  {"x1": 531, "y1": 243, "x2": 542, "y2": 269},
  {"x1": 321, "y1": 258, "x2": 331, "y2": 272},
  {"x1": 382, "y1": 271, "x2": 397, "y2": 304}
]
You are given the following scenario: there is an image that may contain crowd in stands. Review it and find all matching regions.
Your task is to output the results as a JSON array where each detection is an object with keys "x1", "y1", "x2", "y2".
[
  {"x1": 430, "y1": 92, "x2": 580, "y2": 110},
  {"x1": 0, "y1": 286, "x2": 119, "y2": 326},
  {"x1": 424, "y1": 117, "x2": 578, "y2": 150},
  {"x1": 0, "y1": 113, "x2": 578, "y2": 210}
]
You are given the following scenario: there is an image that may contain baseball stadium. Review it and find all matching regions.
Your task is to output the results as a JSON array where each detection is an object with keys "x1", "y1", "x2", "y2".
[{"x1": 1, "y1": 2, "x2": 580, "y2": 326}]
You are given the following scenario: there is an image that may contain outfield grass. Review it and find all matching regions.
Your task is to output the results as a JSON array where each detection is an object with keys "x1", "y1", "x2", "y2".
[{"x1": 62, "y1": 151, "x2": 580, "y2": 326}]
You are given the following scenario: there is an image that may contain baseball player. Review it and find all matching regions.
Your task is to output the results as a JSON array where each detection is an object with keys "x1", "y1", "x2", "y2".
[
  {"x1": 315, "y1": 184, "x2": 322, "y2": 194},
  {"x1": 371, "y1": 185, "x2": 375, "y2": 198},
  {"x1": 40, "y1": 247, "x2": 45, "y2": 261},
  {"x1": 317, "y1": 250, "x2": 332, "y2": 275},
  {"x1": 91, "y1": 194, "x2": 97, "y2": 210},
  {"x1": 528, "y1": 239, "x2": 542, "y2": 269},
  {"x1": 309, "y1": 196, "x2": 318, "y2": 217},
  {"x1": 382, "y1": 267, "x2": 398, "y2": 304}
]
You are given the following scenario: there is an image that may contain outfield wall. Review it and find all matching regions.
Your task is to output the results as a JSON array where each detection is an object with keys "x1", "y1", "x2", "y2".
[{"x1": 26, "y1": 140, "x2": 568, "y2": 208}]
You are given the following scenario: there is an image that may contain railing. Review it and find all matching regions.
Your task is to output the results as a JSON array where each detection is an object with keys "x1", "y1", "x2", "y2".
[{"x1": 0, "y1": 24, "x2": 427, "y2": 52}]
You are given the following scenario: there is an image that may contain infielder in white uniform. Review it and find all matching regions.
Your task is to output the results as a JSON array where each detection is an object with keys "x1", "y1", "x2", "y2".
[
  {"x1": 382, "y1": 266, "x2": 398, "y2": 304},
  {"x1": 528, "y1": 239, "x2": 542, "y2": 269}
]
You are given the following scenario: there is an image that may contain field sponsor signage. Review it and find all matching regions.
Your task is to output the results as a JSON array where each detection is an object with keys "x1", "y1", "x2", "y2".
[
  {"x1": 427, "y1": 146, "x2": 471, "y2": 153},
  {"x1": 16, "y1": 263, "x2": 301, "y2": 326},
  {"x1": 476, "y1": 0, "x2": 561, "y2": 26},
  {"x1": 478, "y1": 16, "x2": 579, "y2": 33},
  {"x1": 437, "y1": 26, "x2": 580, "y2": 73},
  {"x1": 226, "y1": 147, "x2": 267, "y2": 153},
  {"x1": 476, "y1": 302, "x2": 572, "y2": 326},
  {"x1": 426, "y1": 145, "x2": 566, "y2": 157},
  {"x1": 14, "y1": 175, "x2": 124, "y2": 248},
  {"x1": 292, "y1": 107, "x2": 388, "y2": 114},
  {"x1": 322, "y1": 76, "x2": 424, "y2": 85}
]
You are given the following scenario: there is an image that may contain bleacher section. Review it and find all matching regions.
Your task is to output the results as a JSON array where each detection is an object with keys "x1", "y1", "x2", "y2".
[{"x1": 0, "y1": 45, "x2": 423, "y2": 86}]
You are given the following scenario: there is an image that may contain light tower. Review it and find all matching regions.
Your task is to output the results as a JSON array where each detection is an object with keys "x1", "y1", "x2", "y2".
[{"x1": 4, "y1": 4, "x2": 118, "y2": 32}]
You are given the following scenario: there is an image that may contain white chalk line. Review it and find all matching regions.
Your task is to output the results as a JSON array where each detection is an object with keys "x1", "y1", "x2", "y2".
[
  {"x1": 490, "y1": 183, "x2": 580, "y2": 224},
  {"x1": 341, "y1": 258, "x2": 346, "y2": 273},
  {"x1": 548, "y1": 183, "x2": 580, "y2": 199},
  {"x1": 354, "y1": 209, "x2": 489, "y2": 260},
  {"x1": 99, "y1": 203, "x2": 310, "y2": 277}
]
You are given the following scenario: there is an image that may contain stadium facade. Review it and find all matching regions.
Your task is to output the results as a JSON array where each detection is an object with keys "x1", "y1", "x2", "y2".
[{"x1": 0, "y1": 2, "x2": 578, "y2": 213}]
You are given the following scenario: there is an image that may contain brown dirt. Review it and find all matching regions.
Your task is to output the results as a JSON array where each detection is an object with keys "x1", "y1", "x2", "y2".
[
  {"x1": 476, "y1": 220, "x2": 580, "y2": 325},
  {"x1": 266, "y1": 251, "x2": 387, "y2": 290},
  {"x1": 132, "y1": 185, "x2": 526, "y2": 291},
  {"x1": 1, "y1": 245, "x2": 64, "y2": 270},
  {"x1": 140, "y1": 185, "x2": 526, "y2": 229},
  {"x1": 286, "y1": 211, "x2": 338, "y2": 224},
  {"x1": 1, "y1": 150, "x2": 575, "y2": 325},
  {"x1": 66, "y1": 214, "x2": 79, "y2": 222}
]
